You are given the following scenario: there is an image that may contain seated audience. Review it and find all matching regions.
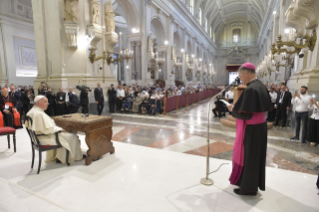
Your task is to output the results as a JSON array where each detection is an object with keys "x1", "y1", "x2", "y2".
[
  {"x1": 150, "y1": 96, "x2": 161, "y2": 115},
  {"x1": 132, "y1": 93, "x2": 143, "y2": 113},
  {"x1": 140, "y1": 94, "x2": 151, "y2": 114},
  {"x1": 122, "y1": 90, "x2": 133, "y2": 112}
]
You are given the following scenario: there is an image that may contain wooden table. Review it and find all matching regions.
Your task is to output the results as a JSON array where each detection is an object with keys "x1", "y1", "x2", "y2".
[{"x1": 52, "y1": 113, "x2": 114, "y2": 165}]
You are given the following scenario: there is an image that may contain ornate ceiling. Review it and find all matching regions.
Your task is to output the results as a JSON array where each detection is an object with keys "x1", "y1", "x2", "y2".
[{"x1": 195, "y1": 0, "x2": 269, "y2": 35}]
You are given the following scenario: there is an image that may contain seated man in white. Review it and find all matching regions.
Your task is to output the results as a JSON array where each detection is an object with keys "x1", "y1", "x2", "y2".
[{"x1": 26, "y1": 95, "x2": 84, "y2": 164}]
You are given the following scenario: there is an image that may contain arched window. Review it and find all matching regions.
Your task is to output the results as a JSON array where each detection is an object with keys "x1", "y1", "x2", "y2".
[
  {"x1": 198, "y1": 8, "x2": 202, "y2": 25},
  {"x1": 190, "y1": 0, "x2": 194, "y2": 15},
  {"x1": 233, "y1": 29, "x2": 241, "y2": 43}
]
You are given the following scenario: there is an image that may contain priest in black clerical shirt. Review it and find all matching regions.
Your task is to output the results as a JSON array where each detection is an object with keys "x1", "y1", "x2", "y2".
[{"x1": 227, "y1": 63, "x2": 272, "y2": 196}]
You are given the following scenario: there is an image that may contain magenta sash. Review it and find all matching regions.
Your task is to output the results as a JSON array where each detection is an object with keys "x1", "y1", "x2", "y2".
[{"x1": 229, "y1": 112, "x2": 266, "y2": 185}]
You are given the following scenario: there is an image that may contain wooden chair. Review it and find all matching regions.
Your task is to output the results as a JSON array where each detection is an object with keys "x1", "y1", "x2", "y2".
[
  {"x1": 25, "y1": 116, "x2": 69, "y2": 174},
  {"x1": 0, "y1": 127, "x2": 16, "y2": 152}
]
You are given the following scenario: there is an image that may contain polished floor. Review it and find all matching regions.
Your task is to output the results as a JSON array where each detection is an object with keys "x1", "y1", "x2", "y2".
[{"x1": 0, "y1": 98, "x2": 318, "y2": 212}]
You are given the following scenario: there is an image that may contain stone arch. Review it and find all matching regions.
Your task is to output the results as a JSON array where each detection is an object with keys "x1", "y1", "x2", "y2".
[
  {"x1": 151, "y1": 18, "x2": 166, "y2": 45},
  {"x1": 114, "y1": 0, "x2": 140, "y2": 30}
]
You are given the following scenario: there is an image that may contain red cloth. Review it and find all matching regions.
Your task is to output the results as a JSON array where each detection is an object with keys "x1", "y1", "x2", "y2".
[
  {"x1": 0, "y1": 111, "x2": 3, "y2": 127},
  {"x1": 229, "y1": 113, "x2": 266, "y2": 185},
  {"x1": 0, "y1": 127, "x2": 16, "y2": 135},
  {"x1": 7, "y1": 103, "x2": 21, "y2": 128}
]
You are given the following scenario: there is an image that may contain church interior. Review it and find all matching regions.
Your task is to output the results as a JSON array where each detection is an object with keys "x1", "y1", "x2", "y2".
[{"x1": 0, "y1": 0, "x2": 319, "y2": 211}]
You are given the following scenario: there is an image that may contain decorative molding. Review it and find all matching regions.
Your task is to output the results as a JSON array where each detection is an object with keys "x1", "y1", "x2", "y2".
[
  {"x1": 64, "y1": 23, "x2": 79, "y2": 47},
  {"x1": 87, "y1": 24, "x2": 103, "y2": 50}
]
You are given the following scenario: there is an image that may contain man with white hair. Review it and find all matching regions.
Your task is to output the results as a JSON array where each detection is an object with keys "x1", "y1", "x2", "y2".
[{"x1": 26, "y1": 95, "x2": 84, "y2": 164}]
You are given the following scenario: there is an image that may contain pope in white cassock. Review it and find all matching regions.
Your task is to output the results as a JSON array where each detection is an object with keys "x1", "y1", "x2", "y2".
[{"x1": 26, "y1": 95, "x2": 84, "y2": 164}]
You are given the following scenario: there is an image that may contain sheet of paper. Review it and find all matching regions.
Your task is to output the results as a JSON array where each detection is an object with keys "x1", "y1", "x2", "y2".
[{"x1": 220, "y1": 99, "x2": 231, "y2": 106}]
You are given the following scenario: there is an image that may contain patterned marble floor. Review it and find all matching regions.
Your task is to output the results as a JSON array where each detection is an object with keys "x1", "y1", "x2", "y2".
[{"x1": 109, "y1": 98, "x2": 319, "y2": 175}]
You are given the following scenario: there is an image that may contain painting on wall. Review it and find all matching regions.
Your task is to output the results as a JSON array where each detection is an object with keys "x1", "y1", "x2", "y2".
[
  {"x1": 19, "y1": 46, "x2": 37, "y2": 69},
  {"x1": 13, "y1": 36, "x2": 38, "y2": 77}
]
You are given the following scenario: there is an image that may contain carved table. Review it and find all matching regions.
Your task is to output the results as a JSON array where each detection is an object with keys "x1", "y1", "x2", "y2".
[{"x1": 52, "y1": 113, "x2": 114, "y2": 165}]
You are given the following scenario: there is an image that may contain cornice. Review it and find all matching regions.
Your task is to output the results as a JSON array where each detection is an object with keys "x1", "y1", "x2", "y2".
[{"x1": 0, "y1": 14, "x2": 34, "y2": 30}]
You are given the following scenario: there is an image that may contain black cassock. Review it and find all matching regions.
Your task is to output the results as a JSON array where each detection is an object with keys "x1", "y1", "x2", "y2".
[
  {"x1": 230, "y1": 79, "x2": 272, "y2": 194},
  {"x1": 0, "y1": 95, "x2": 23, "y2": 129},
  {"x1": 56, "y1": 92, "x2": 66, "y2": 116}
]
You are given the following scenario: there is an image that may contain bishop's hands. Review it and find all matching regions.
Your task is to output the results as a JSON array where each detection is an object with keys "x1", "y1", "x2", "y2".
[{"x1": 226, "y1": 104, "x2": 234, "y2": 112}]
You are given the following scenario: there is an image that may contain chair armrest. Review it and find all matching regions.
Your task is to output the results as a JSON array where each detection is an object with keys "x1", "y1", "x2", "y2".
[
  {"x1": 36, "y1": 131, "x2": 63, "y2": 147},
  {"x1": 54, "y1": 131, "x2": 63, "y2": 147}
]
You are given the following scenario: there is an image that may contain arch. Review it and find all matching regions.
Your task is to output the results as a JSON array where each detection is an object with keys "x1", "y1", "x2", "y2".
[
  {"x1": 151, "y1": 18, "x2": 166, "y2": 45},
  {"x1": 114, "y1": 0, "x2": 139, "y2": 30}
]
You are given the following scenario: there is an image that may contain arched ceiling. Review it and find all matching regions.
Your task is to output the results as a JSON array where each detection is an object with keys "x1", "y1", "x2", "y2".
[{"x1": 195, "y1": 0, "x2": 269, "y2": 34}]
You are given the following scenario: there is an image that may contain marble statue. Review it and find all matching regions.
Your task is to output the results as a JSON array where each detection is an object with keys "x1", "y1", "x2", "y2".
[
  {"x1": 171, "y1": 45, "x2": 176, "y2": 60},
  {"x1": 91, "y1": 1, "x2": 100, "y2": 24},
  {"x1": 148, "y1": 32, "x2": 154, "y2": 53},
  {"x1": 65, "y1": 0, "x2": 79, "y2": 23},
  {"x1": 105, "y1": 1, "x2": 115, "y2": 32}
]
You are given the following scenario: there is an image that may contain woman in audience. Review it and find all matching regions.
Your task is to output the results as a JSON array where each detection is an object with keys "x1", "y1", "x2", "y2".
[
  {"x1": 140, "y1": 94, "x2": 151, "y2": 114},
  {"x1": 132, "y1": 93, "x2": 143, "y2": 113},
  {"x1": 308, "y1": 97, "x2": 319, "y2": 147}
]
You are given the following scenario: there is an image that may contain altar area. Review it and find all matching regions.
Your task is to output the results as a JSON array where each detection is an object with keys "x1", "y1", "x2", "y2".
[{"x1": 0, "y1": 126, "x2": 318, "y2": 212}]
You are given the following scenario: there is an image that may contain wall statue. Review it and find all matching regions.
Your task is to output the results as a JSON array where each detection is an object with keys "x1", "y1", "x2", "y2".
[
  {"x1": 171, "y1": 45, "x2": 176, "y2": 60},
  {"x1": 105, "y1": 1, "x2": 115, "y2": 32},
  {"x1": 64, "y1": 0, "x2": 79, "y2": 23},
  {"x1": 148, "y1": 32, "x2": 154, "y2": 53},
  {"x1": 91, "y1": 0, "x2": 100, "y2": 24}
]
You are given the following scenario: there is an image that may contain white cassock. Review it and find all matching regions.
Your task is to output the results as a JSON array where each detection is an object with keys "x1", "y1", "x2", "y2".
[{"x1": 26, "y1": 106, "x2": 83, "y2": 164}]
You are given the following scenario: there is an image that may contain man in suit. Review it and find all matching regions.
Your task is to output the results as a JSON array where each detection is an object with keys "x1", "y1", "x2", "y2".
[
  {"x1": 107, "y1": 84, "x2": 117, "y2": 113},
  {"x1": 274, "y1": 85, "x2": 292, "y2": 128},
  {"x1": 94, "y1": 83, "x2": 104, "y2": 115},
  {"x1": 9, "y1": 84, "x2": 23, "y2": 114},
  {"x1": 68, "y1": 87, "x2": 81, "y2": 113}
]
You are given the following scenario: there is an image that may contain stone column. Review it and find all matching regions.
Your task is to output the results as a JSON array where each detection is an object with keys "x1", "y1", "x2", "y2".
[
  {"x1": 0, "y1": 23, "x2": 8, "y2": 83},
  {"x1": 136, "y1": 41, "x2": 142, "y2": 81}
]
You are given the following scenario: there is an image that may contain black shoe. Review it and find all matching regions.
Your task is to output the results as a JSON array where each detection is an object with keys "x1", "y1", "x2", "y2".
[
  {"x1": 56, "y1": 159, "x2": 62, "y2": 164},
  {"x1": 82, "y1": 154, "x2": 87, "y2": 159},
  {"x1": 233, "y1": 188, "x2": 257, "y2": 196},
  {"x1": 301, "y1": 140, "x2": 306, "y2": 144},
  {"x1": 290, "y1": 136, "x2": 299, "y2": 140}
]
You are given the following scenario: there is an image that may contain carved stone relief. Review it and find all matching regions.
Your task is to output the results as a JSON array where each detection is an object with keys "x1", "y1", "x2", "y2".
[
  {"x1": 105, "y1": 1, "x2": 115, "y2": 32},
  {"x1": 64, "y1": 0, "x2": 79, "y2": 23},
  {"x1": 294, "y1": 0, "x2": 319, "y2": 29},
  {"x1": 285, "y1": 2, "x2": 307, "y2": 37},
  {"x1": 91, "y1": 0, "x2": 100, "y2": 25},
  {"x1": 9, "y1": 0, "x2": 33, "y2": 20}
]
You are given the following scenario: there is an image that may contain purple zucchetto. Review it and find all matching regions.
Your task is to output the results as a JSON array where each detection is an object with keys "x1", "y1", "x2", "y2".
[{"x1": 241, "y1": 63, "x2": 256, "y2": 71}]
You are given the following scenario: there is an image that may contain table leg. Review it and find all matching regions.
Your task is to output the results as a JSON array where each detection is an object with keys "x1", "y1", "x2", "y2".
[{"x1": 85, "y1": 127, "x2": 114, "y2": 165}]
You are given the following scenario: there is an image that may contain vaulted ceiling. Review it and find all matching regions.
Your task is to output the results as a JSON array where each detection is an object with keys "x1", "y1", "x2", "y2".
[{"x1": 195, "y1": 0, "x2": 269, "y2": 35}]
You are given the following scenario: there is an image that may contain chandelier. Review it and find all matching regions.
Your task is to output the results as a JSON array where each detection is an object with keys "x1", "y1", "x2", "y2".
[{"x1": 121, "y1": 49, "x2": 134, "y2": 63}]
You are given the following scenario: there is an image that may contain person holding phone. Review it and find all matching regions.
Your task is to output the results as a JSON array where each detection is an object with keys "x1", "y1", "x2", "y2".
[{"x1": 290, "y1": 86, "x2": 311, "y2": 143}]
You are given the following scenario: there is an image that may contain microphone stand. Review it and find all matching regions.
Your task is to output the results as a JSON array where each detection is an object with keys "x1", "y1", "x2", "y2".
[{"x1": 200, "y1": 78, "x2": 239, "y2": 186}]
